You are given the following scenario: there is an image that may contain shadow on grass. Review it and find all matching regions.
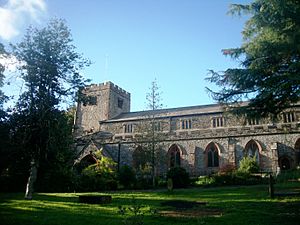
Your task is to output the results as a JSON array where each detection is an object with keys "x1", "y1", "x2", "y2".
[{"x1": 1, "y1": 184, "x2": 300, "y2": 225}]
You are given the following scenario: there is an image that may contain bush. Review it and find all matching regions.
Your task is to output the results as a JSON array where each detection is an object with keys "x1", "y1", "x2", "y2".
[
  {"x1": 77, "y1": 166, "x2": 117, "y2": 191},
  {"x1": 219, "y1": 164, "x2": 236, "y2": 175},
  {"x1": 157, "y1": 177, "x2": 167, "y2": 188},
  {"x1": 36, "y1": 167, "x2": 76, "y2": 192},
  {"x1": 76, "y1": 151, "x2": 117, "y2": 191},
  {"x1": 195, "y1": 176, "x2": 216, "y2": 186},
  {"x1": 118, "y1": 165, "x2": 136, "y2": 189},
  {"x1": 238, "y1": 156, "x2": 259, "y2": 174},
  {"x1": 276, "y1": 168, "x2": 300, "y2": 183},
  {"x1": 194, "y1": 158, "x2": 263, "y2": 187},
  {"x1": 134, "y1": 163, "x2": 153, "y2": 189},
  {"x1": 167, "y1": 167, "x2": 190, "y2": 188}
]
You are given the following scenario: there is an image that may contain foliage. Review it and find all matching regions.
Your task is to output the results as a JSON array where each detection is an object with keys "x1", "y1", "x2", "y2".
[
  {"x1": 195, "y1": 176, "x2": 216, "y2": 186},
  {"x1": 6, "y1": 109, "x2": 76, "y2": 193},
  {"x1": 207, "y1": 0, "x2": 300, "y2": 119},
  {"x1": 9, "y1": 18, "x2": 90, "y2": 198},
  {"x1": 238, "y1": 156, "x2": 260, "y2": 174},
  {"x1": 218, "y1": 164, "x2": 237, "y2": 175},
  {"x1": 195, "y1": 158, "x2": 260, "y2": 187},
  {"x1": 195, "y1": 173, "x2": 263, "y2": 187},
  {"x1": 134, "y1": 79, "x2": 165, "y2": 187},
  {"x1": 276, "y1": 168, "x2": 300, "y2": 183},
  {"x1": 134, "y1": 163, "x2": 153, "y2": 189},
  {"x1": 118, "y1": 197, "x2": 156, "y2": 225},
  {"x1": 0, "y1": 42, "x2": 8, "y2": 119},
  {"x1": 77, "y1": 150, "x2": 117, "y2": 191},
  {"x1": 0, "y1": 44, "x2": 9, "y2": 187},
  {"x1": 167, "y1": 167, "x2": 190, "y2": 188},
  {"x1": 118, "y1": 165, "x2": 137, "y2": 189}
]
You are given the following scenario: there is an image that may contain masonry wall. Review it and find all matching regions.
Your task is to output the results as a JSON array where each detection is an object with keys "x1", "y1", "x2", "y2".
[
  {"x1": 75, "y1": 82, "x2": 130, "y2": 136},
  {"x1": 100, "y1": 119, "x2": 300, "y2": 176}
]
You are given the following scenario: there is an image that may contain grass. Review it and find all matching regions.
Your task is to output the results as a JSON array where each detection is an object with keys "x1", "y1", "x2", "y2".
[{"x1": 1, "y1": 183, "x2": 300, "y2": 225}]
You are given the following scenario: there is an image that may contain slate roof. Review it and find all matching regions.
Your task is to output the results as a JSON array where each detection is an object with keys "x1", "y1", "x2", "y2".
[{"x1": 104, "y1": 103, "x2": 226, "y2": 123}]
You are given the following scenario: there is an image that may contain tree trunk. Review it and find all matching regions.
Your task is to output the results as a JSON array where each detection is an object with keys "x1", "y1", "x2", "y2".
[
  {"x1": 24, "y1": 159, "x2": 38, "y2": 200},
  {"x1": 151, "y1": 141, "x2": 156, "y2": 188}
]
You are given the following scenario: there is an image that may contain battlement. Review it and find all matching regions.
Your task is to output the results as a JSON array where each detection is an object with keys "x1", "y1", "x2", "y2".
[{"x1": 85, "y1": 81, "x2": 130, "y2": 98}]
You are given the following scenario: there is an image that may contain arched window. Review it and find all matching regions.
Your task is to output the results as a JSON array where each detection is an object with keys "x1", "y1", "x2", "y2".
[
  {"x1": 168, "y1": 144, "x2": 181, "y2": 168},
  {"x1": 205, "y1": 143, "x2": 219, "y2": 167},
  {"x1": 279, "y1": 156, "x2": 291, "y2": 170},
  {"x1": 245, "y1": 140, "x2": 260, "y2": 163},
  {"x1": 132, "y1": 146, "x2": 149, "y2": 170}
]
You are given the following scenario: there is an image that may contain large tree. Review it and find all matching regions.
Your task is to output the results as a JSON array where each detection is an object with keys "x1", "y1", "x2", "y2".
[
  {"x1": 207, "y1": 0, "x2": 300, "y2": 119},
  {"x1": 0, "y1": 43, "x2": 11, "y2": 189},
  {"x1": 0, "y1": 43, "x2": 8, "y2": 119},
  {"x1": 11, "y1": 19, "x2": 90, "y2": 199}
]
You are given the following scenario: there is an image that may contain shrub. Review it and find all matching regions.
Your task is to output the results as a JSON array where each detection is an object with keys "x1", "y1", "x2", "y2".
[
  {"x1": 167, "y1": 167, "x2": 190, "y2": 188},
  {"x1": 157, "y1": 177, "x2": 167, "y2": 188},
  {"x1": 76, "y1": 150, "x2": 117, "y2": 191},
  {"x1": 135, "y1": 163, "x2": 153, "y2": 189},
  {"x1": 276, "y1": 168, "x2": 300, "y2": 183},
  {"x1": 118, "y1": 165, "x2": 136, "y2": 189},
  {"x1": 195, "y1": 176, "x2": 216, "y2": 186},
  {"x1": 238, "y1": 156, "x2": 259, "y2": 174},
  {"x1": 219, "y1": 164, "x2": 236, "y2": 175}
]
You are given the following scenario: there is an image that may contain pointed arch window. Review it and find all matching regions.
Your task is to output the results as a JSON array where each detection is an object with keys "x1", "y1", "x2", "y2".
[
  {"x1": 168, "y1": 144, "x2": 181, "y2": 168},
  {"x1": 245, "y1": 140, "x2": 260, "y2": 163},
  {"x1": 279, "y1": 156, "x2": 291, "y2": 170},
  {"x1": 206, "y1": 143, "x2": 219, "y2": 167},
  {"x1": 132, "y1": 146, "x2": 149, "y2": 170}
]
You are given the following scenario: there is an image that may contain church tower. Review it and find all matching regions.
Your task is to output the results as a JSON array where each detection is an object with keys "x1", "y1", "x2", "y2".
[{"x1": 74, "y1": 81, "x2": 131, "y2": 136}]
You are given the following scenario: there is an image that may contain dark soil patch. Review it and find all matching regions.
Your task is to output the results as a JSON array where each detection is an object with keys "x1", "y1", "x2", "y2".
[
  {"x1": 160, "y1": 200, "x2": 207, "y2": 209},
  {"x1": 160, "y1": 209, "x2": 222, "y2": 218},
  {"x1": 159, "y1": 200, "x2": 222, "y2": 218},
  {"x1": 78, "y1": 195, "x2": 112, "y2": 204}
]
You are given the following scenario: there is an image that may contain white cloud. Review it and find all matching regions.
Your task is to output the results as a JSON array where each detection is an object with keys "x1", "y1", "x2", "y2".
[{"x1": 0, "y1": 0, "x2": 46, "y2": 40}]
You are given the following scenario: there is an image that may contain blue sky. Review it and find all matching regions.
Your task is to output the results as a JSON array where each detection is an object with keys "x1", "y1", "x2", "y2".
[{"x1": 0, "y1": 0, "x2": 251, "y2": 111}]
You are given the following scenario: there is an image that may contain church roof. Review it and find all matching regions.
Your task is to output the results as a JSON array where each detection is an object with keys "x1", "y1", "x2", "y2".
[{"x1": 104, "y1": 103, "x2": 225, "y2": 123}]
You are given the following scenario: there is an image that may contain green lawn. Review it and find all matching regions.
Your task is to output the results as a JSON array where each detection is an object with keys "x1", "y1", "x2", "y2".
[{"x1": 1, "y1": 184, "x2": 299, "y2": 225}]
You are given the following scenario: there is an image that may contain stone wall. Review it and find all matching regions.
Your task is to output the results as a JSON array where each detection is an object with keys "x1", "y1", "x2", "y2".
[
  {"x1": 75, "y1": 82, "x2": 130, "y2": 136},
  {"x1": 100, "y1": 120, "x2": 300, "y2": 176}
]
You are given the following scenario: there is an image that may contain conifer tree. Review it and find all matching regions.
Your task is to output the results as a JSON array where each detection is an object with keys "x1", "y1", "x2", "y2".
[
  {"x1": 11, "y1": 19, "x2": 90, "y2": 199},
  {"x1": 207, "y1": 0, "x2": 300, "y2": 119}
]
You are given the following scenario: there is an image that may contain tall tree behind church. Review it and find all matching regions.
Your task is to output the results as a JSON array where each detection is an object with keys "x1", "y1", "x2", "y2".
[{"x1": 11, "y1": 19, "x2": 90, "y2": 199}]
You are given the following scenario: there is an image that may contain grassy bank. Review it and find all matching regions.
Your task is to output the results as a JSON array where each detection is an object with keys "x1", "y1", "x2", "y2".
[{"x1": 1, "y1": 183, "x2": 299, "y2": 225}]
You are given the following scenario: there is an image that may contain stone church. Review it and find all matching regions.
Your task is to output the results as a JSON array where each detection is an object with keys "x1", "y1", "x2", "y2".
[{"x1": 74, "y1": 81, "x2": 300, "y2": 177}]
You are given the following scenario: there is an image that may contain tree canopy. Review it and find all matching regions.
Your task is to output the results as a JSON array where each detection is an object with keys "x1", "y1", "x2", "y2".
[
  {"x1": 10, "y1": 19, "x2": 90, "y2": 198},
  {"x1": 207, "y1": 0, "x2": 300, "y2": 119},
  {"x1": 0, "y1": 43, "x2": 8, "y2": 119}
]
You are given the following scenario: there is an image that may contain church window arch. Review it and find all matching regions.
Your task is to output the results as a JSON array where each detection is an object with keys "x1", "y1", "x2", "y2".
[
  {"x1": 244, "y1": 140, "x2": 261, "y2": 164},
  {"x1": 168, "y1": 144, "x2": 181, "y2": 168},
  {"x1": 132, "y1": 146, "x2": 150, "y2": 170},
  {"x1": 205, "y1": 142, "x2": 219, "y2": 167},
  {"x1": 279, "y1": 156, "x2": 292, "y2": 170}
]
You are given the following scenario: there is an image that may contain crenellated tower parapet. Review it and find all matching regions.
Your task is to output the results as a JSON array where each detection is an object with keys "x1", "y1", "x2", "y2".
[{"x1": 74, "y1": 81, "x2": 131, "y2": 137}]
